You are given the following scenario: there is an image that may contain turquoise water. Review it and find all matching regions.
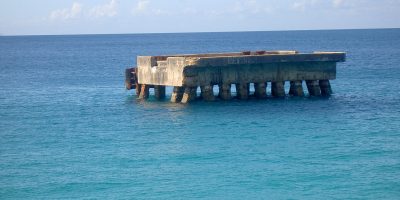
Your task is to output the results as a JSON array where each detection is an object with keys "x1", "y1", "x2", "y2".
[{"x1": 1, "y1": 29, "x2": 400, "y2": 199}]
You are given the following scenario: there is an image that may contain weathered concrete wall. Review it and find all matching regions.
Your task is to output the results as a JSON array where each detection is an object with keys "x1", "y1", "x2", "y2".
[
  {"x1": 137, "y1": 51, "x2": 345, "y2": 87},
  {"x1": 137, "y1": 56, "x2": 192, "y2": 86},
  {"x1": 183, "y1": 62, "x2": 336, "y2": 87}
]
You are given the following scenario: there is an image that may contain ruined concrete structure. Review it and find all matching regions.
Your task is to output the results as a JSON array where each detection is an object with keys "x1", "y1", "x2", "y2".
[{"x1": 125, "y1": 50, "x2": 345, "y2": 103}]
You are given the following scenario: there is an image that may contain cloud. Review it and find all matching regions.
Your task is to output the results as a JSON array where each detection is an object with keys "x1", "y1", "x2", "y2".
[
  {"x1": 233, "y1": 0, "x2": 259, "y2": 14},
  {"x1": 50, "y1": 2, "x2": 82, "y2": 20},
  {"x1": 89, "y1": 0, "x2": 118, "y2": 18},
  {"x1": 132, "y1": 0, "x2": 169, "y2": 16},
  {"x1": 291, "y1": 0, "x2": 319, "y2": 11},
  {"x1": 292, "y1": 0, "x2": 349, "y2": 11},
  {"x1": 292, "y1": 2, "x2": 306, "y2": 11},
  {"x1": 133, "y1": 0, "x2": 150, "y2": 13},
  {"x1": 332, "y1": 0, "x2": 345, "y2": 8}
]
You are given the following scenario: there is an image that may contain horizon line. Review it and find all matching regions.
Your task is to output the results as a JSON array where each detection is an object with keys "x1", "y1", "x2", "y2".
[{"x1": 1, "y1": 27, "x2": 399, "y2": 37}]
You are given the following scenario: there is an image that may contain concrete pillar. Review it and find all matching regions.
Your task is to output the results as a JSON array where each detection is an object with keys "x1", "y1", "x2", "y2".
[
  {"x1": 271, "y1": 81, "x2": 285, "y2": 97},
  {"x1": 289, "y1": 81, "x2": 304, "y2": 97},
  {"x1": 306, "y1": 80, "x2": 321, "y2": 96},
  {"x1": 219, "y1": 83, "x2": 231, "y2": 100},
  {"x1": 181, "y1": 87, "x2": 197, "y2": 103},
  {"x1": 236, "y1": 83, "x2": 249, "y2": 100},
  {"x1": 201, "y1": 85, "x2": 215, "y2": 101},
  {"x1": 171, "y1": 87, "x2": 184, "y2": 103},
  {"x1": 138, "y1": 84, "x2": 150, "y2": 99},
  {"x1": 135, "y1": 84, "x2": 142, "y2": 97},
  {"x1": 254, "y1": 82, "x2": 267, "y2": 99},
  {"x1": 319, "y1": 80, "x2": 332, "y2": 96},
  {"x1": 154, "y1": 85, "x2": 166, "y2": 100}
]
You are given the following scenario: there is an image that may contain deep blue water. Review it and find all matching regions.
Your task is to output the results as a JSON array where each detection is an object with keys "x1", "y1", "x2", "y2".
[{"x1": 1, "y1": 29, "x2": 400, "y2": 199}]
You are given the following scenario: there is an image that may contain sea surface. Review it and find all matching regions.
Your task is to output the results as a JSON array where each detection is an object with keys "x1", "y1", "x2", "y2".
[{"x1": 1, "y1": 29, "x2": 400, "y2": 199}]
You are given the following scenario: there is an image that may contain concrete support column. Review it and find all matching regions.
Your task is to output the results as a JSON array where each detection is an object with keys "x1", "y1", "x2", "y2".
[
  {"x1": 219, "y1": 83, "x2": 231, "y2": 100},
  {"x1": 289, "y1": 81, "x2": 304, "y2": 97},
  {"x1": 306, "y1": 80, "x2": 321, "y2": 96},
  {"x1": 319, "y1": 80, "x2": 332, "y2": 96},
  {"x1": 236, "y1": 83, "x2": 249, "y2": 100},
  {"x1": 154, "y1": 85, "x2": 166, "y2": 100},
  {"x1": 254, "y1": 82, "x2": 267, "y2": 99},
  {"x1": 135, "y1": 84, "x2": 142, "y2": 97},
  {"x1": 181, "y1": 87, "x2": 197, "y2": 103},
  {"x1": 138, "y1": 84, "x2": 150, "y2": 99},
  {"x1": 171, "y1": 87, "x2": 184, "y2": 103},
  {"x1": 200, "y1": 85, "x2": 215, "y2": 101},
  {"x1": 272, "y1": 81, "x2": 285, "y2": 97}
]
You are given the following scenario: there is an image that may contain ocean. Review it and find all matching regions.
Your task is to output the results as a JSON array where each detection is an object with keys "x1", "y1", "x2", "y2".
[{"x1": 1, "y1": 29, "x2": 399, "y2": 199}]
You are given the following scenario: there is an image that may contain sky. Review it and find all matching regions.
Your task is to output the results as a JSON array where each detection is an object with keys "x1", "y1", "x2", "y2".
[{"x1": 0, "y1": 0, "x2": 399, "y2": 35}]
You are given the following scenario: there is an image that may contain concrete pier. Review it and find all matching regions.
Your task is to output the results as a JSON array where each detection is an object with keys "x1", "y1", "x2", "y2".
[
  {"x1": 201, "y1": 85, "x2": 215, "y2": 101},
  {"x1": 319, "y1": 80, "x2": 332, "y2": 96},
  {"x1": 125, "y1": 50, "x2": 345, "y2": 103},
  {"x1": 154, "y1": 85, "x2": 166, "y2": 100},
  {"x1": 135, "y1": 84, "x2": 142, "y2": 97},
  {"x1": 289, "y1": 81, "x2": 304, "y2": 97},
  {"x1": 306, "y1": 80, "x2": 321, "y2": 96},
  {"x1": 219, "y1": 84, "x2": 232, "y2": 100},
  {"x1": 272, "y1": 82, "x2": 285, "y2": 97},
  {"x1": 125, "y1": 68, "x2": 137, "y2": 90},
  {"x1": 254, "y1": 83, "x2": 267, "y2": 99},
  {"x1": 181, "y1": 87, "x2": 197, "y2": 103},
  {"x1": 236, "y1": 83, "x2": 249, "y2": 100},
  {"x1": 138, "y1": 84, "x2": 150, "y2": 99},
  {"x1": 171, "y1": 87, "x2": 184, "y2": 103}
]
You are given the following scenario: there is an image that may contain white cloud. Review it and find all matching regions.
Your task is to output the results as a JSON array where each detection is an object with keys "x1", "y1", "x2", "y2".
[
  {"x1": 231, "y1": 0, "x2": 273, "y2": 15},
  {"x1": 133, "y1": 0, "x2": 150, "y2": 13},
  {"x1": 50, "y1": 2, "x2": 82, "y2": 20},
  {"x1": 291, "y1": 0, "x2": 320, "y2": 11},
  {"x1": 332, "y1": 0, "x2": 348, "y2": 8},
  {"x1": 233, "y1": 0, "x2": 256, "y2": 13},
  {"x1": 132, "y1": 0, "x2": 170, "y2": 16},
  {"x1": 292, "y1": 2, "x2": 306, "y2": 11},
  {"x1": 332, "y1": 0, "x2": 345, "y2": 8},
  {"x1": 89, "y1": 0, "x2": 118, "y2": 18}
]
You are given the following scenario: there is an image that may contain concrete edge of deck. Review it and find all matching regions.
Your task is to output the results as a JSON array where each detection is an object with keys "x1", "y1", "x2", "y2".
[{"x1": 191, "y1": 52, "x2": 345, "y2": 67}]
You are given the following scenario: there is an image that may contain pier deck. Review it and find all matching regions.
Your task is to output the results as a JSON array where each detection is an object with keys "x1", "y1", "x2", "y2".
[{"x1": 125, "y1": 50, "x2": 345, "y2": 103}]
